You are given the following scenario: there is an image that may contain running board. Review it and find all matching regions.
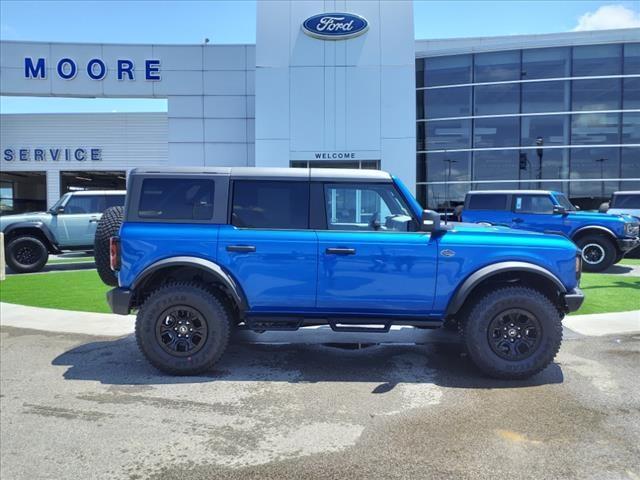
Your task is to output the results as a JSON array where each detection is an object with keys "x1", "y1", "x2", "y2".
[{"x1": 243, "y1": 315, "x2": 442, "y2": 332}]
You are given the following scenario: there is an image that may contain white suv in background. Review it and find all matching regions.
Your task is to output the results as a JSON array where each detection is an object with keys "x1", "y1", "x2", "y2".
[{"x1": 607, "y1": 191, "x2": 640, "y2": 220}]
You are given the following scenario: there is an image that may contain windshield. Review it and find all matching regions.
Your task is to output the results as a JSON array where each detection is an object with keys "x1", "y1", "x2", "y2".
[
  {"x1": 611, "y1": 194, "x2": 640, "y2": 209},
  {"x1": 49, "y1": 193, "x2": 70, "y2": 213},
  {"x1": 553, "y1": 193, "x2": 575, "y2": 211}
]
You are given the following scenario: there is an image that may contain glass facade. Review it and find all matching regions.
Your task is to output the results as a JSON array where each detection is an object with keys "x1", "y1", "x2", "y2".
[{"x1": 416, "y1": 42, "x2": 640, "y2": 210}]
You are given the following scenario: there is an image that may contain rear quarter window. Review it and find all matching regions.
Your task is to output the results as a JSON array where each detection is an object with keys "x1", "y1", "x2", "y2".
[
  {"x1": 467, "y1": 194, "x2": 508, "y2": 210},
  {"x1": 138, "y1": 179, "x2": 214, "y2": 220}
]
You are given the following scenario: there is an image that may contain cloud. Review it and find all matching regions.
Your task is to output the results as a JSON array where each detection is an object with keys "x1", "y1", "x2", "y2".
[{"x1": 573, "y1": 4, "x2": 640, "y2": 31}]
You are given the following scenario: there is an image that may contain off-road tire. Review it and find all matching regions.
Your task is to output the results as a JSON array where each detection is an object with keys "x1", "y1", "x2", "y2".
[
  {"x1": 5, "y1": 235, "x2": 49, "y2": 273},
  {"x1": 94, "y1": 206, "x2": 124, "y2": 286},
  {"x1": 135, "y1": 282, "x2": 232, "y2": 375},
  {"x1": 575, "y1": 234, "x2": 616, "y2": 273},
  {"x1": 460, "y1": 286, "x2": 562, "y2": 380}
]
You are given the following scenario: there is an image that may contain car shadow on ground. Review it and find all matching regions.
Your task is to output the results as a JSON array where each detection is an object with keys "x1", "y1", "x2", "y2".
[
  {"x1": 52, "y1": 333, "x2": 563, "y2": 390},
  {"x1": 603, "y1": 264, "x2": 635, "y2": 275}
]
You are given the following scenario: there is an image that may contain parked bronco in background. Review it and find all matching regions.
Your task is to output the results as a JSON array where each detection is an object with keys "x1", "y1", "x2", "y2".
[
  {"x1": 97, "y1": 168, "x2": 584, "y2": 380},
  {"x1": 0, "y1": 190, "x2": 125, "y2": 273},
  {"x1": 461, "y1": 190, "x2": 640, "y2": 272}
]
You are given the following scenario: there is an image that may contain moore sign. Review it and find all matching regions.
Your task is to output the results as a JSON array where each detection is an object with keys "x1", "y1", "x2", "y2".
[
  {"x1": 24, "y1": 57, "x2": 161, "y2": 81},
  {"x1": 302, "y1": 13, "x2": 369, "y2": 40}
]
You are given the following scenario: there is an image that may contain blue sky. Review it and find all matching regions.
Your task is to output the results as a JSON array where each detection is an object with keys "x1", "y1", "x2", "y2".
[{"x1": 1, "y1": 0, "x2": 639, "y2": 113}]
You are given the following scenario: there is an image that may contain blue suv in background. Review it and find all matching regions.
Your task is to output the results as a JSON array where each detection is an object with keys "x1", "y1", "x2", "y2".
[
  {"x1": 461, "y1": 190, "x2": 640, "y2": 272},
  {"x1": 99, "y1": 168, "x2": 584, "y2": 380}
]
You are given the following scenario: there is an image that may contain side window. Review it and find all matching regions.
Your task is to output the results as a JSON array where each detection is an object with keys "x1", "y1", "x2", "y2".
[
  {"x1": 324, "y1": 183, "x2": 413, "y2": 231},
  {"x1": 104, "y1": 195, "x2": 125, "y2": 210},
  {"x1": 232, "y1": 180, "x2": 309, "y2": 229},
  {"x1": 467, "y1": 194, "x2": 508, "y2": 210},
  {"x1": 514, "y1": 195, "x2": 555, "y2": 214},
  {"x1": 64, "y1": 195, "x2": 103, "y2": 214},
  {"x1": 138, "y1": 179, "x2": 214, "y2": 220}
]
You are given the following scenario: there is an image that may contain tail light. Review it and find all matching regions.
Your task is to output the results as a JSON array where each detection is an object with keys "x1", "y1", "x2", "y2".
[{"x1": 110, "y1": 236, "x2": 121, "y2": 271}]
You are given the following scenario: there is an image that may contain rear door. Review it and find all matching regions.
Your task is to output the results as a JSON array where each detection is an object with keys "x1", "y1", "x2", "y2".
[
  {"x1": 463, "y1": 193, "x2": 511, "y2": 226},
  {"x1": 217, "y1": 179, "x2": 318, "y2": 312},
  {"x1": 315, "y1": 181, "x2": 437, "y2": 314}
]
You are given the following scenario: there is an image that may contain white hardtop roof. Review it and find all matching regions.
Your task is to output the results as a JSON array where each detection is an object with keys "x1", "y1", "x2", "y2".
[
  {"x1": 68, "y1": 190, "x2": 126, "y2": 195},
  {"x1": 130, "y1": 167, "x2": 393, "y2": 182},
  {"x1": 613, "y1": 191, "x2": 640, "y2": 195},
  {"x1": 467, "y1": 190, "x2": 555, "y2": 195}
]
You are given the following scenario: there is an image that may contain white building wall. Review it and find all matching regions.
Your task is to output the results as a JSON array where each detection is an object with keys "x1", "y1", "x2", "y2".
[
  {"x1": 0, "y1": 112, "x2": 168, "y2": 206},
  {"x1": 255, "y1": 0, "x2": 416, "y2": 191}
]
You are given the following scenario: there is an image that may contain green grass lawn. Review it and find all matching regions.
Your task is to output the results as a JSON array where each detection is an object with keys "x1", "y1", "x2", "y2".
[
  {"x1": 1, "y1": 267, "x2": 639, "y2": 316},
  {"x1": 0, "y1": 270, "x2": 111, "y2": 313},
  {"x1": 620, "y1": 258, "x2": 640, "y2": 266}
]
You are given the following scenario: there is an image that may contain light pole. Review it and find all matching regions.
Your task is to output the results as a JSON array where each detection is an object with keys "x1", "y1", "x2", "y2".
[
  {"x1": 595, "y1": 157, "x2": 606, "y2": 198},
  {"x1": 443, "y1": 157, "x2": 457, "y2": 222},
  {"x1": 535, "y1": 136, "x2": 544, "y2": 189}
]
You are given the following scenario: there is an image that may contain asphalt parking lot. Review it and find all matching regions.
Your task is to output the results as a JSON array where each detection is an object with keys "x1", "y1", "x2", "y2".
[{"x1": 1, "y1": 325, "x2": 639, "y2": 480}]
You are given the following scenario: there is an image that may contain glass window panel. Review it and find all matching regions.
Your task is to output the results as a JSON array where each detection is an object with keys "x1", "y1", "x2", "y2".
[
  {"x1": 623, "y1": 77, "x2": 640, "y2": 110},
  {"x1": 473, "y1": 117, "x2": 520, "y2": 148},
  {"x1": 572, "y1": 44, "x2": 622, "y2": 76},
  {"x1": 64, "y1": 195, "x2": 104, "y2": 214},
  {"x1": 474, "y1": 51, "x2": 521, "y2": 82},
  {"x1": 422, "y1": 151, "x2": 471, "y2": 183},
  {"x1": 473, "y1": 150, "x2": 520, "y2": 182},
  {"x1": 621, "y1": 147, "x2": 640, "y2": 188},
  {"x1": 423, "y1": 119, "x2": 472, "y2": 150},
  {"x1": 514, "y1": 194, "x2": 556, "y2": 214},
  {"x1": 415, "y1": 58, "x2": 425, "y2": 88},
  {"x1": 521, "y1": 115, "x2": 569, "y2": 146},
  {"x1": 426, "y1": 184, "x2": 470, "y2": 210},
  {"x1": 623, "y1": 43, "x2": 640, "y2": 75},
  {"x1": 417, "y1": 86, "x2": 471, "y2": 119},
  {"x1": 474, "y1": 83, "x2": 519, "y2": 115},
  {"x1": 622, "y1": 113, "x2": 640, "y2": 144},
  {"x1": 139, "y1": 179, "x2": 214, "y2": 220},
  {"x1": 570, "y1": 147, "x2": 620, "y2": 197},
  {"x1": 232, "y1": 181, "x2": 309, "y2": 229},
  {"x1": 421, "y1": 54, "x2": 472, "y2": 87},
  {"x1": 518, "y1": 148, "x2": 569, "y2": 182},
  {"x1": 522, "y1": 47, "x2": 570, "y2": 79},
  {"x1": 571, "y1": 113, "x2": 620, "y2": 145},
  {"x1": 521, "y1": 80, "x2": 569, "y2": 113},
  {"x1": 572, "y1": 78, "x2": 621, "y2": 111}
]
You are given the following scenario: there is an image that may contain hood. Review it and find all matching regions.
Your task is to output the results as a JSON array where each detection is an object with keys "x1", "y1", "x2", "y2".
[
  {"x1": 565, "y1": 210, "x2": 634, "y2": 223},
  {"x1": 448, "y1": 222, "x2": 579, "y2": 250},
  {"x1": 607, "y1": 208, "x2": 640, "y2": 221},
  {"x1": 0, "y1": 211, "x2": 52, "y2": 229}
]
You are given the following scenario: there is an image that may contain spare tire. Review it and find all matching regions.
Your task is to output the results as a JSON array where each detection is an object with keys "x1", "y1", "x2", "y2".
[{"x1": 94, "y1": 206, "x2": 124, "y2": 286}]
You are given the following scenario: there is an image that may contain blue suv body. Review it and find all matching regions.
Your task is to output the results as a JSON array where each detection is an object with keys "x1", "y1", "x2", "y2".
[
  {"x1": 104, "y1": 168, "x2": 584, "y2": 379},
  {"x1": 461, "y1": 190, "x2": 640, "y2": 272}
]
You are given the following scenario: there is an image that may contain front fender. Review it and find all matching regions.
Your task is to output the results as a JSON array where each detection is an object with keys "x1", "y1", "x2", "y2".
[
  {"x1": 3, "y1": 221, "x2": 59, "y2": 251},
  {"x1": 445, "y1": 261, "x2": 566, "y2": 316}
]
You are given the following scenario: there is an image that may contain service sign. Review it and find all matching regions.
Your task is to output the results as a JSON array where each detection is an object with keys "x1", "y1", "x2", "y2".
[{"x1": 302, "y1": 13, "x2": 368, "y2": 40}]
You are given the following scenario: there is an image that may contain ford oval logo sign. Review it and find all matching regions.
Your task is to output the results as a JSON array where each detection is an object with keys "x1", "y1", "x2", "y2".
[{"x1": 302, "y1": 13, "x2": 369, "y2": 40}]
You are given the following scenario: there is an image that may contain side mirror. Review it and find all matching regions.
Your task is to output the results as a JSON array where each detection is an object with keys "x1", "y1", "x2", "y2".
[
  {"x1": 421, "y1": 209, "x2": 442, "y2": 233},
  {"x1": 552, "y1": 206, "x2": 567, "y2": 215}
]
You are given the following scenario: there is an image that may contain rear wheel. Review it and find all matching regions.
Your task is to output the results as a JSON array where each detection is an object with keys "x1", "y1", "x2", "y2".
[
  {"x1": 575, "y1": 234, "x2": 616, "y2": 273},
  {"x1": 94, "y1": 206, "x2": 124, "y2": 286},
  {"x1": 5, "y1": 235, "x2": 49, "y2": 273},
  {"x1": 460, "y1": 286, "x2": 562, "y2": 380},
  {"x1": 135, "y1": 283, "x2": 232, "y2": 375}
]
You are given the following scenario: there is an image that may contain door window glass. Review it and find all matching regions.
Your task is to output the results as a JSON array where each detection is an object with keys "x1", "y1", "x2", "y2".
[
  {"x1": 514, "y1": 195, "x2": 555, "y2": 214},
  {"x1": 467, "y1": 194, "x2": 508, "y2": 210},
  {"x1": 231, "y1": 180, "x2": 309, "y2": 229},
  {"x1": 138, "y1": 179, "x2": 214, "y2": 220},
  {"x1": 324, "y1": 184, "x2": 413, "y2": 231},
  {"x1": 64, "y1": 195, "x2": 103, "y2": 214},
  {"x1": 104, "y1": 195, "x2": 125, "y2": 209}
]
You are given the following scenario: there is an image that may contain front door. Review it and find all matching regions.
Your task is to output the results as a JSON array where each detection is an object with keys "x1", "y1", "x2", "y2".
[
  {"x1": 316, "y1": 182, "x2": 438, "y2": 314},
  {"x1": 217, "y1": 179, "x2": 317, "y2": 312},
  {"x1": 53, "y1": 193, "x2": 104, "y2": 246},
  {"x1": 511, "y1": 194, "x2": 559, "y2": 233}
]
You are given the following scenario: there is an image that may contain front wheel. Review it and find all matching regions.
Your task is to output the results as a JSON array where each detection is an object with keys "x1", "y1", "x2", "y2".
[
  {"x1": 461, "y1": 287, "x2": 562, "y2": 380},
  {"x1": 5, "y1": 235, "x2": 49, "y2": 273},
  {"x1": 575, "y1": 235, "x2": 616, "y2": 273},
  {"x1": 135, "y1": 282, "x2": 232, "y2": 375}
]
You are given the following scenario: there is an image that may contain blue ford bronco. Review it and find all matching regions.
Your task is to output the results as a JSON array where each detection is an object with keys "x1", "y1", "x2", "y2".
[
  {"x1": 100, "y1": 168, "x2": 584, "y2": 379},
  {"x1": 461, "y1": 190, "x2": 640, "y2": 272}
]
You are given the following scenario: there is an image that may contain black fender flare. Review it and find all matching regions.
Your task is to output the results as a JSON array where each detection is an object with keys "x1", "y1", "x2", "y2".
[
  {"x1": 132, "y1": 256, "x2": 249, "y2": 313},
  {"x1": 571, "y1": 225, "x2": 617, "y2": 243},
  {"x1": 3, "y1": 221, "x2": 59, "y2": 252},
  {"x1": 445, "y1": 261, "x2": 566, "y2": 316}
]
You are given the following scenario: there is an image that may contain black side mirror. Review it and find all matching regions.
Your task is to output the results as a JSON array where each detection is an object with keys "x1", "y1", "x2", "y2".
[
  {"x1": 552, "y1": 206, "x2": 567, "y2": 215},
  {"x1": 421, "y1": 209, "x2": 442, "y2": 233}
]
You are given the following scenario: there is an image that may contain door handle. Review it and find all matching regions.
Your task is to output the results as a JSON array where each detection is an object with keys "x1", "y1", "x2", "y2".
[
  {"x1": 326, "y1": 247, "x2": 356, "y2": 255},
  {"x1": 89, "y1": 218, "x2": 99, "y2": 223},
  {"x1": 513, "y1": 218, "x2": 524, "y2": 223},
  {"x1": 226, "y1": 245, "x2": 256, "y2": 253}
]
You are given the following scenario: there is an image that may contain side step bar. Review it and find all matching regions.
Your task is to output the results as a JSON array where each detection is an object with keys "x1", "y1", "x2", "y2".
[{"x1": 243, "y1": 315, "x2": 442, "y2": 333}]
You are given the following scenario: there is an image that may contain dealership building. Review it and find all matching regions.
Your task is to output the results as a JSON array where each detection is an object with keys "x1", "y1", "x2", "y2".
[{"x1": 1, "y1": 0, "x2": 638, "y2": 214}]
